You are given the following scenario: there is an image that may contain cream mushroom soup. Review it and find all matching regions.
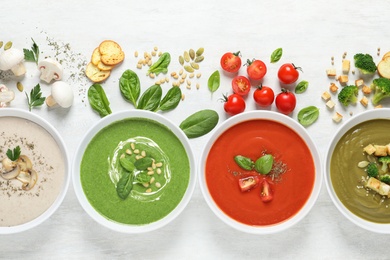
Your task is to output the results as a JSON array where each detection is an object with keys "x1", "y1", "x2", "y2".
[{"x1": 0, "y1": 116, "x2": 66, "y2": 227}]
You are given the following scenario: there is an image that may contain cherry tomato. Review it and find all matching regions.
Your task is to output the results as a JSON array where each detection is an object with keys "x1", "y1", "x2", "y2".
[
  {"x1": 238, "y1": 176, "x2": 260, "y2": 192},
  {"x1": 246, "y1": 59, "x2": 267, "y2": 81},
  {"x1": 220, "y1": 51, "x2": 242, "y2": 73},
  {"x1": 232, "y1": 75, "x2": 251, "y2": 96},
  {"x1": 275, "y1": 88, "x2": 296, "y2": 115},
  {"x1": 277, "y1": 63, "x2": 301, "y2": 84},
  {"x1": 253, "y1": 85, "x2": 274, "y2": 107},
  {"x1": 223, "y1": 93, "x2": 246, "y2": 115},
  {"x1": 260, "y1": 179, "x2": 273, "y2": 203}
]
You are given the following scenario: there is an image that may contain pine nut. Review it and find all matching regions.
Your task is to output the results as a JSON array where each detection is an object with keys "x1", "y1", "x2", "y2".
[
  {"x1": 134, "y1": 51, "x2": 139, "y2": 57},
  {"x1": 155, "y1": 182, "x2": 161, "y2": 188},
  {"x1": 147, "y1": 170, "x2": 154, "y2": 175},
  {"x1": 155, "y1": 162, "x2": 163, "y2": 167},
  {"x1": 150, "y1": 177, "x2": 155, "y2": 184},
  {"x1": 146, "y1": 188, "x2": 152, "y2": 193},
  {"x1": 134, "y1": 149, "x2": 140, "y2": 154},
  {"x1": 156, "y1": 168, "x2": 162, "y2": 174},
  {"x1": 126, "y1": 149, "x2": 132, "y2": 155}
]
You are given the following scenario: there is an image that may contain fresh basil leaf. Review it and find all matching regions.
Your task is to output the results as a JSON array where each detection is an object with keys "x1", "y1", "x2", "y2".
[
  {"x1": 295, "y1": 80, "x2": 309, "y2": 94},
  {"x1": 208, "y1": 70, "x2": 220, "y2": 93},
  {"x1": 255, "y1": 154, "x2": 273, "y2": 175},
  {"x1": 270, "y1": 48, "x2": 283, "y2": 63},
  {"x1": 297, "y1": 106, "x2": 319, "y2": 126},
  {"x1": 179, "y1": 109, "x2": 219, "y2": 138},
  {"x1": 137, "y1": 84, "x2": 162, "y2": 111},
  {"x1": 88, "y1": 83, "x2": 112, "y2": 117},
  {"x1": 116, "y1": 171, "x2": 134, "y2": 200},
  {"x1": 148, "y1": 52, "x2": 171, "y2": 76},
  {"x1": 119, "y1": 69, "x2": 141, "y2": 106},
  {"x1": 234, "y1": 155, "x2": 254, "y2": 171},
  {"x1": 159, "y1": 86, "x2": 181, "y2": 111}
]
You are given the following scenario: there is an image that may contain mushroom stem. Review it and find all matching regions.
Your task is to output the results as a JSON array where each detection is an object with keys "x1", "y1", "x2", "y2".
[
  {"x1": 0, "y1": 90, "x2": 15, "y2": 103},
  {"x1": 10, "y1": 62, "x2": 26, "y2": 77},
  {"x1": 45, "y1": 95, "x2": 57, "y2": 107}
]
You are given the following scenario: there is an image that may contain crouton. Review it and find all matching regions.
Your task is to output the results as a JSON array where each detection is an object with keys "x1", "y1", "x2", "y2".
[
  {"x1": 338, "y1": 75, "x2": 349, "y2": 86},
  {"x1": 326, "y1": 100, "x2": 335, "y2": 109},
  {"x1": 355, "y1": 79, "x2": 364, "y2": 88},
  {"x1": 362, "y1": 85, "x2": 371, "y2": 95},
  {"x1": 342, "y1": 59, "x2": 350, "y2": 74},
  {"x1": 321, "y1": 91, "x2": 331, "y2": 101},
  {"x1": 366, "y1": 177, "x2": 390, "y2": 196},
  {"x1": 329, "y1": 83, "x2": 338, "y2": 93},
  {"x1": 326, "y1": 68, "x2": 337, "y2": 77},
  {"x1": 332, "y1": 112, "x2": 343, "y2": 123},
  {"x1": 360, "y1": 96, "x2": 369, "y2": 107},
  {"x1": 374, "y1": 145, "x2": 388, "y2": 157},
  {"x1": 363, "y1": 144, "x2": 376, "y2": 155}
]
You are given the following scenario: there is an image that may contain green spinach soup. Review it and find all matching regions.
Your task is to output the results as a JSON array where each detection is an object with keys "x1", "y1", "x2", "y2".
[
  {"x1": 80, "y1": 117, "x2": 190, "y2": 225},
  {"x1": 331, "y1": 119, "x2": 390, "y2": 223}
]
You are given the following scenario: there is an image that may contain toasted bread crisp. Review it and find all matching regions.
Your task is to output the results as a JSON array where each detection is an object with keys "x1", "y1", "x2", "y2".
[
  {"x1": 85, "y1": 62, "x2": 110, "y2": 83},
  {"x1": 91, "y1": 48, "x2": 101, "y2": 66},
  {"x1": 377, "y1": 57, "x2": 390, "y2": 79},
  {"x1": 99, "y1": 40, "x2": 125, "y2": 66}
]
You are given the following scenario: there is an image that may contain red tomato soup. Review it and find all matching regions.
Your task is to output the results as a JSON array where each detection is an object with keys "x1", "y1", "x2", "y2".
[{"x1": 205, "y1": 119, "x2": 315, "y2": 226}]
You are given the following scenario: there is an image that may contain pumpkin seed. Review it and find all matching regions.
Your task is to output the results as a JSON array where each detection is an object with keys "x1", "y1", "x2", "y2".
[
  {"x1": 179, "y1": 56, "x2": 184, "y2": 65},
  {"x1": 189, "y1": 49, "x2": 195, "y2": 60},
  {"x1": 16, "y1": 82, "x2": 24, "y2": 92},
  {"x1": 0, "y1": 41, "x2": 3, "y2": 49},
  {"x1": 4, "y1": 41, "x2": 12, "y2": 50},
  {"x1": 190, "y1": 62, "x2": 199, "y2": 70},
  {"x1": 195, "y1": 56, "x2": 204, "y2": 63},
  {"x1": 196, "y1": 47, "x2": 204, "y2": 57},
  {"x1": 184, "y1": 51, "x2": 190, "y2": 62},
  {"x1": 184, "y1": 65, "x2": 194, "y2": 73}
]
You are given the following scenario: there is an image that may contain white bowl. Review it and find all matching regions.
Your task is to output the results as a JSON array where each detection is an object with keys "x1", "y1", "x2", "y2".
[
  {"x1": 199, "y1": 111, "x2": 322, "y2": 234},
  {"x1": 72, "y1": 110, "x2": 196, "y2": 233},
  {"x1": 325, "y1": 108, "x2": 390, "y2": 233},
  {"x1": 0, "y1": 108, "x2": 70, "y2": 234}
]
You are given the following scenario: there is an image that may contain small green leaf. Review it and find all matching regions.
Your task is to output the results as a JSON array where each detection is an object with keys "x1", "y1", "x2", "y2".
[
  {"x1": 234, "y1": 155, "x2": 254, "y2": 171},
  {"x1": 255, "y1": 154, "x2": 274, "y2": 175},
  {"x1": 119, "y1": 157, "x2": 135, "y2": 172},
  {"x1": 135, "y1": 172, "x2": 150, "y2": 184},
  {"x1": 295, "y1": 80, "x2": 309, "y2": 94},
  {"x1": 6, "y1": 146, "x2": 21, "y2": 161},
  {"x1": 270, "y1": 48, "x2": 283, "y2": 63},
  {"x1": 208, "y1": 70, "x2": 220, "y2": 93},
  {"x1": 297, "y1": 106, "x2": 319, "y2": 126},
  {"x1": 179, "y1": 109, "x2": 219, "y2": 138},
  {"x1": 119, "y1": 69, "x2": 141, "y2": 106},
  {"x1": 137, "y1": 84, "x2": 162, "y2": 111},
  {"x1": 134, "y1": 157, "x2": 154, "y2": 170},
  {"x1": 159, "y1": 86, "x2": 181, "y2": 111},
  {"x1": 88, "y1": 84, "x2": 112, "y2": 117},
  {"x1": 25, "y1": 84, "x2": 45, "y2": 111},
  {"x1": 116, "y1": 171, "x2": 134, "y2": 200},
  {"x1": 148, "y1": 52, "x2": 171, "y2": 76},
  {"x1": 23, "y1": 38, "x2": 39, "y2": 64}
]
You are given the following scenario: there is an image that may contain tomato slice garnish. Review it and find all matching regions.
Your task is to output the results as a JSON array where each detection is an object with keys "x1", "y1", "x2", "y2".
[
  {"x1": 260, "y1": 179, "x2": 273, "y2": 202},
  {"x1": 238, "y1": 175, "x2": 260, "y2": 192}
]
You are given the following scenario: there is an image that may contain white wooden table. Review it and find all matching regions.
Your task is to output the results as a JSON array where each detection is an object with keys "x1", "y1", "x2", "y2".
[{"x1": 1, "y1": 0, "x2": 389, "y2": 259}]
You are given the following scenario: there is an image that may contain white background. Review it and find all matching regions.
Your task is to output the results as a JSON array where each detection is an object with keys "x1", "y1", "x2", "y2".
[{"x1": 1, "y1": 0, "x2": 390, "y2": 259}]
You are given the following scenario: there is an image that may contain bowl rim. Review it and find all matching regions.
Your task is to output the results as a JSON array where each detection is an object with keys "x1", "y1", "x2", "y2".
[
  {"x1": 324, "y1": 108, "x2": 390, "y2": 233},
  {"x1": 0, "y1": 108, "x2": 70, "y2": 234},
  {"x1": 72, "y1": 109, "x2": 196, "y2": 233},
  {"x1": 198, "y1": 110, "x2": 322, "y2": 234}
]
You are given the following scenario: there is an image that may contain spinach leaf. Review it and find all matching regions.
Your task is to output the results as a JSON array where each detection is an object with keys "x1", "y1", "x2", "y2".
[
  {"x1": 116, "y1": 171, "x2": 134, "y2": 200},
  {"x1": 295, "y1": 80, "x2": 309, "y2": 94},
  {"x1": 208, "y1": 70, "x2": 220, "y2": 93},
  {"x1": 148, "y1": 52, "x2": 171, "y2": 75},
  {"x1": 159, "y1": 86, "x2": 182, "y2": 111},
  {"x1": 270, "y1": 47, "x2": 283, "y2": 63},
  {"x1": 137, "y1": 84, "x2": 162, "y2": 111},
  {"x1": 135, "y1": 172, "x2": 150, "y2": 184},
  {"x1": 87, "y1": 83, "x2": 112, "y2": 117},
  {"x1": 134, "y1": 157, "x2": 153, "y2": 170},
  {"x1": 297, "y1": 106, "x2": 319, "y2": 126},
  {"x1": 119, "y1": 69, "x2": 141, "y2": 106},
  {"x1": 119, "y1": 157, "x2": 135, "y2": 172},
  {"x1": 179, "y1": 109, "x2": 219, "y2": 138}
]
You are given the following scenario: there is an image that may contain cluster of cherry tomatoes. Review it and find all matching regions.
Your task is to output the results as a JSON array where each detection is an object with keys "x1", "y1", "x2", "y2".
[{"x1": 220, "y1": 51, "x2": 300, "y2": 116}]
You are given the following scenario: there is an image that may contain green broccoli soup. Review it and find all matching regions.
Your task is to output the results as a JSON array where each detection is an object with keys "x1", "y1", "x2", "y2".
[
  {"x1": 330, "y1": 119, "x2": 390, "y2": 223},
  {"x1": 80, "y1": 117, "x2": 190, "y2": 225}
]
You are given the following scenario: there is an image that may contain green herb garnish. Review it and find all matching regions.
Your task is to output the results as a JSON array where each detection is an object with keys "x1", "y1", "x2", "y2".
[
  {"x1": 297, "y1": 106, "x2": 319, "y2": 127},
  {"x1": 147, "y1": 52, "x2": 171, "y2": 76},
  {"x1": 208, "y1": 70, "x2": 220, "y2": 93},
  {"x1": 270, "y1": 47, "x2": 283, "y2": 63},
  {"x1": 23, "y1": 38, "x2": 39, "y2": 65},
  {"x1": 25, "y1": 84, "x2": 46, "y2": 111},
  {"x1": 6, "y1": 146, "x2": 21, "y2": 161}
]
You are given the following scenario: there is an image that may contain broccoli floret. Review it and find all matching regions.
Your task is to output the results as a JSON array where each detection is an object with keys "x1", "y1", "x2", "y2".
[
  {"x1": 378, "y1": 156, "x2": 390, "y2": 173},
  {"x1": 371, "y1": 78, "x2": 390, "y2": 105},
  {"x1": 354, "y1": 53, "x2": 377, "y2": 74},
  {"x1": 380, "y1": 174, "x2": 390, "y2": 185},
  {"x1": 338, "y1": 85, "x2": 358, "y2": 106},
  {"x1": 367, "y1": 162, "x2": 379, "y2": 178}
]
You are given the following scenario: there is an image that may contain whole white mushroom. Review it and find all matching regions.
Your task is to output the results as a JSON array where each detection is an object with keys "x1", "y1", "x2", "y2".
[
  {"x1": 45, "y1": 81, "x2": 74, "y2": 108},
  {"x1": 0, "y1": 48, "x2": 26, "y2": 76}
]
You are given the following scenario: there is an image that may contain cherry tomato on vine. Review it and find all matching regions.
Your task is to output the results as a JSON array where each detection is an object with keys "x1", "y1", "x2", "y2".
[
  {"x1": 275, "y1": 89, "x2": 296, "y2": 115},
  {"x1": 246, "y1": 59, "x2": 267, "y2": 81},
  {"x1": 277, "y1": 63, "x2": 301, "y2": 84},
  {"x1": 222, "y1": 93, "x2": 246, "y2": 115},
  {"x1": 253, "y1": 85, "x2": 274, "y2": 107},
  {"x1": 220, "y1": 51, "x2": 242, "y2": 73},
  {"x1": 232, "y1": 75, "x2": 251, "y2": 96}
]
